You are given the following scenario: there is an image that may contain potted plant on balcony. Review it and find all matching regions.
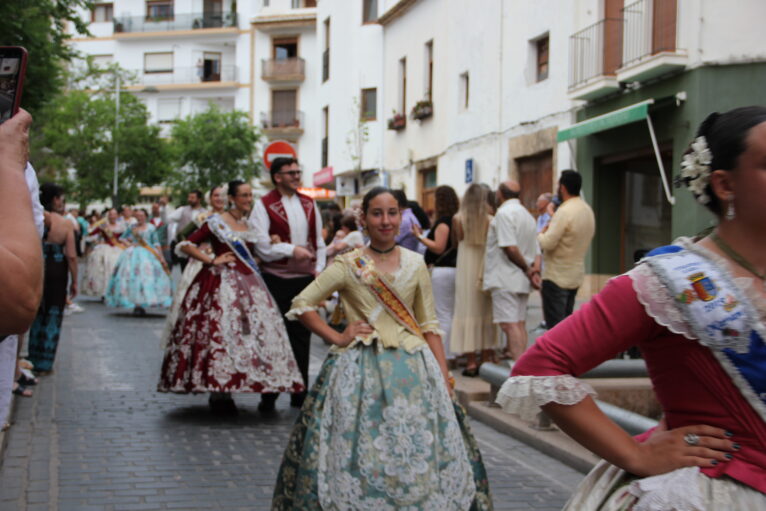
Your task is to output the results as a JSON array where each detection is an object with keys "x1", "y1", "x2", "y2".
[
  {"x1": 387, "y1": 111, "x2": 406, "y2": 131},
  {"x1": 411, "y1": 99, "x2": 433, "y2": 121}
]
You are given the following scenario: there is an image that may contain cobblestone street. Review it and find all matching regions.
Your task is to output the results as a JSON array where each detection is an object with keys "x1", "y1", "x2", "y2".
[{"x1": 0, "y1": 299, "x2": 583, "y2": 511}]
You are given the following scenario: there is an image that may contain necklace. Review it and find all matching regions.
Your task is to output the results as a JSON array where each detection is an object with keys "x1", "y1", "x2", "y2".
[
  {"x1": 369, "y1": 244, "x2": 396, "y2": 261},
  {"x1": 710, "y1": 231, "x2": 766, "y2": 280},
  {"x1": 228, "y1": 210, "x2": 247, "y2": 225}
]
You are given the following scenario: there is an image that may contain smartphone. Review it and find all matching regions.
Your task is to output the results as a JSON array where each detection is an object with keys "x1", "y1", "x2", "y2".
[{"x1": 0, "y1": 46, "x2": 28, "y2": 124}]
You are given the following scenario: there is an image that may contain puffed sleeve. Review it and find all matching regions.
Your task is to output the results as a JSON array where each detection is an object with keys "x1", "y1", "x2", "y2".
[
  {"x1": 175, "y1": 222, "x2": 211, "y2": 258},
  {"x1": 412, "y1": 260, "x2": 444, "y2": 336},
  {"x1": 285, "y1": 257, "x2": 348, "y2": 320},
  {"x1": 497, "y1": 275, "x2": 663, "y2": 420}
]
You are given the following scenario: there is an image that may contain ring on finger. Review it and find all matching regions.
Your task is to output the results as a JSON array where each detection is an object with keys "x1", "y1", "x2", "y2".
[{"x1": 684, "y1": 433, "x2": 700, "y2": 446}]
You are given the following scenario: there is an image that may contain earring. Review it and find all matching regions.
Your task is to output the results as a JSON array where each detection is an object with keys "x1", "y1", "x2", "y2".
[{"x1": 726, "y1": 196, "x2": 736, "y2": 221}]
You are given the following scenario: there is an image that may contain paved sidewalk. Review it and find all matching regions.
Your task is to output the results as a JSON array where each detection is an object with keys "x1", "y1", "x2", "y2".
[{"x1": 0, "y1": 299, "x2": 583, "y2": 510}]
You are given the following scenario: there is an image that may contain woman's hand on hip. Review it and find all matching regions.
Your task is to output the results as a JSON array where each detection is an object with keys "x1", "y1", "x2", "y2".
[
  {"x1": 336, "y1": 320, "x2": 373, "y2": 347},
  {"x1": 624, "y1": 424, "x2": 738, "y2": 477}
]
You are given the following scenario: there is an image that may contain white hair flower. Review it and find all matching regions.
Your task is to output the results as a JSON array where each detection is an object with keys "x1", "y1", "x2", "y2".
[{"x1": 679, "y1": 136, "x2": 713, "y2": 205}]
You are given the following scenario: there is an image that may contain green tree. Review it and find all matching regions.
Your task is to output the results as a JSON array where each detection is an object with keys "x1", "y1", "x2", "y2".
[
  {"x1": 0, "y1": 0, "x2": 92, "y2": 116},
  {"x1": 168, "y1": 105, "x2": 262, "y2": 197},
  {"x1": 34, "y1": 75, "x2": 171, "y2": 206}
]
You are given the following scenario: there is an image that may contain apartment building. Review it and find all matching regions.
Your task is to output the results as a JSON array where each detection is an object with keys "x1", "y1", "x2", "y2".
[{"x1": 564, "y1": 0, "x2": 766, "y2": 284}]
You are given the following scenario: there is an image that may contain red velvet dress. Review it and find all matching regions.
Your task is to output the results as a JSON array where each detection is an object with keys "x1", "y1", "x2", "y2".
[
  {"x1": 157, "y1": 221, "x2": 304, "y2": 394},
  {"x1": 500, "y1": 240, "x2": 766, "y2": 507}
]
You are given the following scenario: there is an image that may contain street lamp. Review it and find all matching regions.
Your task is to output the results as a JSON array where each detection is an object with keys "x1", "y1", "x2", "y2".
[{"x1": 111, "y1": 74, "x2": 159, "y2": 208}]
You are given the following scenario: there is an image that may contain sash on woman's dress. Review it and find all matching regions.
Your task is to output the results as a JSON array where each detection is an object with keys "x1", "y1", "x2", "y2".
[
  {"x1": 644, "y1": 245, "x2": 766, "y2": 422},
  {"x1": 133, "y1": 228, "x2": 171, "y2": 276},
  {"x1": 351, "y1": 255, "x2": 424, "y2": 338},
  {"x1": 206, "y1": 214, "x2": 260, "y2": 275}
]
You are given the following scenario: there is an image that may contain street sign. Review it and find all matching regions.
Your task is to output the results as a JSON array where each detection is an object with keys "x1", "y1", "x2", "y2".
[
  {"x1": 465, "y1": 159, "x2": 474, "y2": 184},
  {"x1": 263, "y1": 140, "x2": 297, "y2": 170}
]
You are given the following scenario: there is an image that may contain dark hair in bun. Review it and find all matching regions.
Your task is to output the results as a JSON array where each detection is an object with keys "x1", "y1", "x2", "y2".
[
  {"x1": 228, "y1": 180, "x2": 246, "y2": 197},
  {"x1": 361, "y1": 187, "x2": 396, "y2": 214},
  {"x1": 687, "y1": 106, "x2": 766, "y2": 215}
]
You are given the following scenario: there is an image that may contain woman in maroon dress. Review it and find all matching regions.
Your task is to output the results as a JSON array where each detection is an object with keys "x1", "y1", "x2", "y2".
[{"x1": 157, "y1": 180, "x2": 304, "y2": 413}]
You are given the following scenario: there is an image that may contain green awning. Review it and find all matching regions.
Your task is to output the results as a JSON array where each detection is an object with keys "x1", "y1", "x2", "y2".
[{"x1": 557, "y1": 99, "x2": 654, "y2": 142}]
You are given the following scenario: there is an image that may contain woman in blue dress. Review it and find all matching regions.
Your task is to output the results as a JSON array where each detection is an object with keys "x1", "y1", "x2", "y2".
[{"x1": 105, "y1": 208, "x2": 173, "y2": 316}]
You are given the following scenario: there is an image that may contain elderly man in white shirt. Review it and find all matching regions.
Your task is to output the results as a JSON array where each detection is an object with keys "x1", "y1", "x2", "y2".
[
  {"x1": 483, "y1": 180, "x2": 541, "y2": 361},
  {"x1": 249, "y1": 157, "x2": 326, "y2": 411}
]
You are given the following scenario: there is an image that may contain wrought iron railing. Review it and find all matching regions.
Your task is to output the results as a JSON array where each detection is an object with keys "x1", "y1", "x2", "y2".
[
  {"x1": 113, "y1": 11, "x2": 238, "y2": 33},
  {"x1": 261, "y1": 58, "x2": 306, "y2": 81},
  {"x1": 568, "y1": 18, "x2": 623, "y2": 89},
  {"x1": 138, "y1": 65, "x2": 238, "y2": 85},
  {"x1": 621, "y1": 0, "x2": 678, "y2": 67}
]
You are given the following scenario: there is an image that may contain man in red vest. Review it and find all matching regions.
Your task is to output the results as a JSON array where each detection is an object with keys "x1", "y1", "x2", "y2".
[{"x1": 249, "y1": 157, "x2": 326, "y2": 411}]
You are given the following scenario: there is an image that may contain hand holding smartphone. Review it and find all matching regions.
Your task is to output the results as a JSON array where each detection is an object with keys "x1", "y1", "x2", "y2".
[{"x1": 0, "y1": 46, "x2": 28, "y2": 124}]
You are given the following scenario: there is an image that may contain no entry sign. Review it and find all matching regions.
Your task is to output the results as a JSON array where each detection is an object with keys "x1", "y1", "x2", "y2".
[{"x1": 263, "y1": 140, "x2": 297, "y2": 170}]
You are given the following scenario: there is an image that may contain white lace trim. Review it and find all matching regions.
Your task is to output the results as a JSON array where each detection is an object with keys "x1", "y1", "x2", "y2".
[
  {"x1": 420, "y1": 320, "x2": 445, "y2": 337},
  {"x1": 629, "y1": 467, "x2": 705, "y2": 511},
  {"x1": 285, "y1": 304, "x2": 319, "y2": 321},
  {"x1": 495, "y1": 375, "x2": 597, "y2": 422},
  {"x1": 174, "y1": 240, "x2": 194, "y2": 258}
]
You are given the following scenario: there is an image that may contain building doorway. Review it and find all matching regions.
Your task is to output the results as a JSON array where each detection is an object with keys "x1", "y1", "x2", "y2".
[
  {"x1": 598, "y1": 148, "x2": 673, "y2": 273},
  {"x1": 516, "y1": 150, "x2": 553, "y2": 214}
]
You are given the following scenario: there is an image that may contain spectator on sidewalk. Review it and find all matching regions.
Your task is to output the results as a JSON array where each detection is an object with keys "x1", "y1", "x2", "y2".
[
  {"x1": 536, "y1": 192, "x2": 553, "y2": 234},
  {"x1": 483, "y1": 180, "x2": 540, "y2": 361},
  {"x1": 392, "y1": 189, "x2": 422, "y2": 252},
  {"x1": 538, "y1": 170, "x2": 595, "y2": 329}
]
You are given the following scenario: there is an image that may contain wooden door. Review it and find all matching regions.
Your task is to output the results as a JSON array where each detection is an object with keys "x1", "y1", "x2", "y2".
[
  {"x1": 272, "y1": 90, "x2": 297, "y2": 127},
  {"x1": 516, "y1": 151, "x2": 553, "y2": 214},
  {"x1": 652, "y1": 0, "x2": 677, "y2": 53},
  {"x1": 602, "y1": 0, "x2": 623, "y2": 75}
]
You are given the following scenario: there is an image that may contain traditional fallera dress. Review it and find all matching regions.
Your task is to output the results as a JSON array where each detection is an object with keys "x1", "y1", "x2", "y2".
[
  {"x1": 159, "y1": 211, "x2": 212, "y2": 348},
  {"x1": 81, "y1": 221, "x2": 125, "y2": 297},
  {"x1": 105, "y1": 224, "x2": 173, "y2": 309},
  {"x1": 497, "y1": 238, "x2": 766, "y2": 509},
  {"x1": 157, "y1": 214, "x2": 304, "y2": 394},
  {"x1": 272, "y1": 247, "x2": 492, "y2": 511}
]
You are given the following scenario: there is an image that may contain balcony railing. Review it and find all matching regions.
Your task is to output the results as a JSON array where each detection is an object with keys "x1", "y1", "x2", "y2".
[
  {"x1": 113, "y1": 11, "x2": 238, "y2": 33},
  {"x1": 261, "y1": 58, "x2": 306, "y2": 82},
  {"x1": 137, "y1": 65, "x2": 238, "y2": 85},
  {"x1": 569, "y1": 18, "x2": 623, "y2": 89},
  {"x1": 622, "y1": 0, "x2": 677, "y2": 67},
  {"x1": 260, "y1": 110, "x2": 305, "y2": 131},
  {"x1": 322, "y1": 48, "x2": 329, "y2": 82}
]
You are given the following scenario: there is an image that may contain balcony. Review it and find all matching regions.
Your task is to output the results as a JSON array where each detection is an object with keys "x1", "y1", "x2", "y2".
[
  {"x1": 617, "y1": 0, "x2": 686, "y2": 83},
  {"x1": 113, "y1": 11, "x2": 238, "y2": 35},
  {"x1": 130, "y1": 66, "x2": 238, "y2": 89},
  {"x1": 260, "y1": 111, "x2": 305, "y2": 140},
  {"x1": 261, "y1": 58, "x2": 306, "y2": 83},
  {"x1": 568, "y1": 18, "x2": 622, "y2": 101}
]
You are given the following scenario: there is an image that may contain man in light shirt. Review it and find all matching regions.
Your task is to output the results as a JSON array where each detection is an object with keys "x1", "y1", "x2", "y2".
[
  {"x1": 482, "y1": 181, "x2": 541, "y2": 361},
  {"x1": 538, "y1": 170, "x2": 595, "y2": 329},
  {"x1": 249, "y1": 157, "x2": 326, "y2": 411},
  {"x1": 166, "y1": 190, "x2": 205, "y2": 270}
]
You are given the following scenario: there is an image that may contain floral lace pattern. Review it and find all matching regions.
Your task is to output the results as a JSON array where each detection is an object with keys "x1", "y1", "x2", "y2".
[
  {"x1": 276, "y1": 344, "x2": 479, "y2": 510},
  {"x1": 157, "y1": 261, "x2": 304, "y2": 393},
  {"x1": 495, "y1": 375, "x2": 597, "y2": 421},
  {"x1": 81, "y1": 244, "x2": 123, "y2": 297},
  {"x1": 628, "y1": 467, "x2": 705, "y2": 511}
]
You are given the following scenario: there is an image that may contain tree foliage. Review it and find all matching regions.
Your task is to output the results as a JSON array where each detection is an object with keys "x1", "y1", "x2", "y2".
[
  {"x1": 0, "y1": 0, "x2": 92, "y2": 116},
  {"x1": 167, "y1": 105, "x2": 262, "y2": 198},
  {"x1": 33, "y1": 68, "x2": 171, "y2": 205}
]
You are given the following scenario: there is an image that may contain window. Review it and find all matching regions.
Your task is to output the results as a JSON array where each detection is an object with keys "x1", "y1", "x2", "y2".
[
  {"x1": 322, "y1": 18, "x2": 330, "y2": 82},
  {"x1": 459, "y1": 71, "x2": 469, "y2": 110},
  {"x1": 399, "y1": 57, "x2": 407, "y2": 113},
  {"x1": 362, "y1": 0, "x2": 378, "y2": 23},
  {"x1": 91, "y1": 54, "x2": 114, "y2": 67},
  {"x1": 536, "y1": 35, "x2": 549, "y2": 82},
  {"x1": 304, "y1": 0, "x2": 317, "y2": 7},
  {"x1": 200, "y1": 52, "x2": 221, "y2": 82},
  {"x1": 424, "y1": 40, "x2": 433, "y2": 99},
  {"x1": 157, "y1": 99, "x2": 182, "y2": 123},
  {"x1": 146, "y1": 1, "x2": 174, "y2": 21},
  {"x1": 419, "y1": 167, "x2": 437, "y2": 213},
  {"x1": 321, "y1": 106, "x2": 329, "y2": 167},
  {"x1": 144, "y1": 52, "x2": 173, "y2": 73},
  {"x1": 273, "y1": 38, "x2": 298, "y2": 60},
  {"x1": 292, "y1": 0, "x2": 315, "y2": 7},
  {"x1": 361, "y1": 88, "x2": 377, "y2": 121},
  {"x1": 271, "y1": 89, "x2": 298, "y2": 127},
  {"x1": 92, "y1": 3, "x2": 113, "y2": 22}
]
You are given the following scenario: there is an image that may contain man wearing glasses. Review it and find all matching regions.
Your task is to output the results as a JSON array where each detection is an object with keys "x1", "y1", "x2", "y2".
[{"x1": 249, "y1": 157, "x2": 326, "y2": 412}]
